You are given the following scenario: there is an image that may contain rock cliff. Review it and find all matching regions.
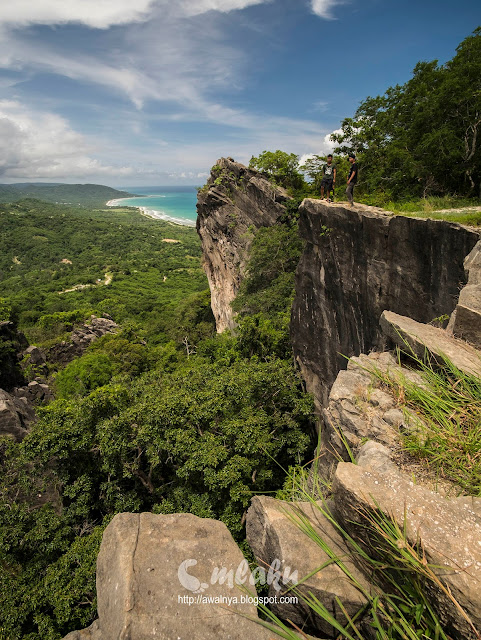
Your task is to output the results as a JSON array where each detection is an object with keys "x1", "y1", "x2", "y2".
[
  {"x1": 196, "y1": 157, "x2": 289, "y2": 332},
  {"x1": 63, "y1": 164, "x2": 481, "y2": 640},
  {"x1": 291, "y1": 199, "x2": 479, "y2": 407}
]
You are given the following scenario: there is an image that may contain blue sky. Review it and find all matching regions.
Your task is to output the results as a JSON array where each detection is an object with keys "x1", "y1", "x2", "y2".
[{"x1": 0, "y1": 0, "x2": 479, "y2": 185}]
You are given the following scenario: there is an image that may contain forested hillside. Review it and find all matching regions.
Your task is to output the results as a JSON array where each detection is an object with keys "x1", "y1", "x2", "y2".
[
  {"x1": 0, "y1": 184, "x2": 137, "y2": 207},
  {"x1": 0, "y1": 199, "x2": 313, "y2": 640},
  {"x1": 0, "y1": 199, "x2": 207, "y2": 345}
]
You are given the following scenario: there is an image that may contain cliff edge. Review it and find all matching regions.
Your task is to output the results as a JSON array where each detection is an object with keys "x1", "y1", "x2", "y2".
[
  {"x1": 291, "y1": 199, "x2": 479, "y2": 407},
  {"x1": 196, "y1": 157, "x2": 289, "y2": 332}
]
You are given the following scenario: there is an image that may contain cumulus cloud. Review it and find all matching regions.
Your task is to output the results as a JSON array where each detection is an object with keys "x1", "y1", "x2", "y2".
[
  {"x1": 310, "y1": 0, "x2": 342, "y2": 19},
  {"x1": 324, "y1": 128, "x2": 342, "y2": 148},
  {"x1": 0, "y1": 101, "x2": 137, "y2": 179}
]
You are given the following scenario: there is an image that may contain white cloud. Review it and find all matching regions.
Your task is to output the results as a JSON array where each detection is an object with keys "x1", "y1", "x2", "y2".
[
  {"x1": 0, "y1": 1, "x2": 340, "y2": 183},
  {"x1": 0, "y1": 0, "x2": 157, "y2": 30},
  {"x1": 310, "y1": 0, "x2": 341, "y2": 19},
  {"x1": 324, "y1": 128, "x2": 342, "y2": 148},
  {"x1": 0, "y1": 101, "x2": 138, "y2": 179},
  {"x1": 180, "y1": 0, "x2": 270, "y2": 16},
  {"x1": 0, "y1": 0, "x2": 270, "y2": 29}
]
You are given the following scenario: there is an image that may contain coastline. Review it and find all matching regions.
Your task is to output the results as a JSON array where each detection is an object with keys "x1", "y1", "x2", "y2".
[{"x1": 105, "y1": 198, "x2": 196, "y2": 228}]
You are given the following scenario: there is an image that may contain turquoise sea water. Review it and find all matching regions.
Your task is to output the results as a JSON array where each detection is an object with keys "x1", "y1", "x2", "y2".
[{"x1": 107, "y1": 186, "x2": 198, "y2": 227}]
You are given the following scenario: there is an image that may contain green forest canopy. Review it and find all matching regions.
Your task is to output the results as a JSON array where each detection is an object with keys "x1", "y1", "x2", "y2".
[{"x1": 0, "y1": 198, "x2": 313, "y2": 639}]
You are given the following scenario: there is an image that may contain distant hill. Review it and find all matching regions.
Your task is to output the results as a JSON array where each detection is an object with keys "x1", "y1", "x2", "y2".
[{"x1": 0, "y1": 183, "x2": 138, "y2": 207}]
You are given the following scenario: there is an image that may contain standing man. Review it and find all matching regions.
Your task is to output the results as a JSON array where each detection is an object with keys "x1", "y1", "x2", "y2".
[
  {"x1": 320, "y1": 154, "x2": 336, "y2": 202},
  {"x1": 346, "y1": 154, "x2": 358, "y2": 207}
]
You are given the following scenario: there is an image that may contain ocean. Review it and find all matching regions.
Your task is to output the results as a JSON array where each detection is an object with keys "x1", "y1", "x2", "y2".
[{"x1": 107, "y1": 186, "x2": 198, "y2": 227}]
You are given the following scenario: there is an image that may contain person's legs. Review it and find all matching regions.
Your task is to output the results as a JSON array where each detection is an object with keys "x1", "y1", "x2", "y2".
[
  {"x1": 326, "y1": 180, "x2": 333, "y2": 201},
  {"x1": 346, "y1": 183, "x2": 354, "y2": 206}
]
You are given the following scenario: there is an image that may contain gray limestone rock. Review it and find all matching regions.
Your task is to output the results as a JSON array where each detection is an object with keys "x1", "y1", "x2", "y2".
[
  {"x1": 64, "y1": 512, "x2": 274, "y2": 640},
  {"x1": 196, "y1": 158, "x2": 289, "y2": 332},
  {"x1": 332, "y1": 462, "x2": 481, "y2": 639},
  {"x1": 380, "y1": 310, "x2": 481, "y2": 377},
  {"x1": 48, "y1": 316, "x2": 118, "y2": 365},
  {"x1": 62, "y1": 621, "x2": 102, "y2": 640},
  {"x1": 0, "y1": 388, "x2": 36, "y2": 440},
  {"x1": 290, "y1": 199, "x2": 479, "y2": 407},
  {"x1": 246, "y1": 495, "x2": 371, "y2": 637},
  {"x1": 448, "y1": 239, "x2": 481, "y2": 348}
]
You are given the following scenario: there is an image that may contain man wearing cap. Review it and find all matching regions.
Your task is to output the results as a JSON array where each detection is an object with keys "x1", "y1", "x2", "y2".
[
  {"x1": 320, "y1": 154, "x2": 336, "y2": 202},
  {"x1": 346, "y1": 154, "x2": 358, "y2": 207}
]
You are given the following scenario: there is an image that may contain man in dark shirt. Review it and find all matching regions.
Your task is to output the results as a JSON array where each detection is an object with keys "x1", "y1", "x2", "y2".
[
  {"x1": 320, "y1": 154, "x2": 336, "y2": 202},
  {"x1": 346, "y1": 154, "x2": 358, "y2": 207}
]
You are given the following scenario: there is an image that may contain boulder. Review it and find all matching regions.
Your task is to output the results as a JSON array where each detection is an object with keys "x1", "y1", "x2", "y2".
[
  {"x1": 355, "y1": 440, "x2": 400, "y2": 475},
  {"x1": 380, "y1": 310, "x2": 481, "y2": 377},
  {"x1": 0, "y1": 388, "x2": 36, "y2": 440},
  {"x1": 48, "y1": 316, "x2": 118, "y2": 366},
  {"x1": 246, "y1": 495, "x2": 371, "y2": 637},
  {"x1": 64, "y1": 512, "x2": 275, "y2": 640},
  {"x1": 332, "y1": 461, "x2": 481, "y2": 639},
  {"x1": 22, "y1": 345, "x2": 47, "y2": 367},
  {"x1": 62, "y1": 621, "x2": 102, "y2": 640}
]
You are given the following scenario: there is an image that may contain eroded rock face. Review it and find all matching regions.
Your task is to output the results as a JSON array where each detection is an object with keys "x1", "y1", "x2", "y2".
[
  {"x1": 196, "y1": 158, "x2": 289, "y2": 332},
  {"x1": 48, "y1": 316, "x2": 118, "y2": 366},
  {"x1": 64, "y1": 512, "x2": 273, "y2": 640},
  {"x1": 246, "y1": 495, "x2": 371, "y2": 637},
  {"x1": 333, "y1": 461, "x2": 481, "y2": 639},
  {"x1": 0, "y1": 388, "x2": 36, "y2": 441},
  {"x1": 291, "y1": 200, "x2": 479, "y2": 407},
  {"x1": 319, "y1": 351, "x2": 424, "y2": 479}
]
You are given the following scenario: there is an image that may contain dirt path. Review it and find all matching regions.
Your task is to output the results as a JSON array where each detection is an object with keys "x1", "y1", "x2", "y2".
[
  {"x1": 429, "y1": 205, "x2": 481, "y2": 214},
  {"x1": 59, "y1": 272, "x2": 113, "y2": 295}
]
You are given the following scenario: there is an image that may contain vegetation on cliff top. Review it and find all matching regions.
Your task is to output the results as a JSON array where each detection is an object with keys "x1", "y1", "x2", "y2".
[
  {"x1": 333, "y1": 26, "x2": 481, "y2": 201},
  {"x1": 248, "y1": 28, "x2": 481, "y2": 217}
]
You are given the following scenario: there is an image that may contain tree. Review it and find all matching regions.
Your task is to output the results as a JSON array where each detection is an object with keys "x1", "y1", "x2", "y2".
[
  {"x1": 249, "y1": 150, "x2": 305, "y2": 190},
  {"x1": 332, "y1": 27, "x2": 481, "y2": 199}
]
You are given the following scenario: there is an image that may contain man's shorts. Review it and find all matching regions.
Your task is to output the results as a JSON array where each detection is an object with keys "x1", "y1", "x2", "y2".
[{"x1": 321, "y1": 178, "x2": 333, "y2": 190}]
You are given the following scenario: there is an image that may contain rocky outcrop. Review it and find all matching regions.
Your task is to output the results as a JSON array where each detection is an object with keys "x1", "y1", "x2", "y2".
[
  {"x1": 64, "y1": 512, "x2": 277, "y2": 640},
  {"x1": 448, "y1": 239, "x2": 481, "y2": 348},
  {"x1": 196, "y1": 158, "x2": 289, "y2": 332},
  {"x1": 380, "y1": 310, "x2": 481, "y2": 377},
  {"x1": 0, "y1": 388, "x2": 36, "y2": 440},
  {"x1": 48, "y1": 315, "x2": 118, "y2": 366},
  {"x1": 247, "y1": 495, "x2": 371, "y2": 637},
  {"x1": 333, "y1": 459, "x2": 481, "y2": 639},
  {"x1": 13, "y1": 379, "x2": 53, "y2": 405},
  {"x1": 21, "y1": 345, "x2": 48, "y2": 376},
  {"x1": 291, "y1": 200, "x2": 479, "y2": 407},
  {"x1": 319, "y1": 350, "x2": 419, "y2": 478}
]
